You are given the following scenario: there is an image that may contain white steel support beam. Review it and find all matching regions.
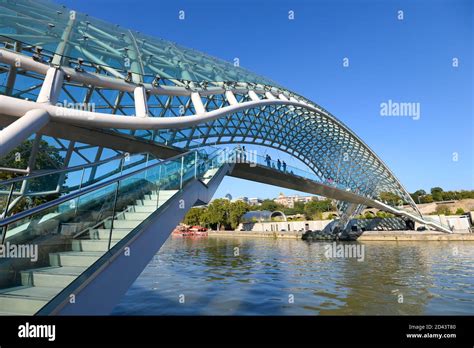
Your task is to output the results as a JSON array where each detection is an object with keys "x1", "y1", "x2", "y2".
[
  {"x1": 36, "y1": 67, "x2": 64, "y2": 104},
  {"x1": 0, "y1": 109, "x2": 50, "y2": 157},
  {"x1": 278, "y1": 93, "x2": 289, "y2": 101},
  {"x1": 265, "y1": 91, "x2": 276, "y2": 100},
  {"x1": 134, "y1": 86, "x2": 149, "y2": 117},
  {"x1": 225, "y1": 90, "x2": 239, "y2": 105},
  {"x1": 190, "y1": 92, "x2": 206, "y2": 115},
  {"x1": 248, "y1": 90, "x2": 260, "y2": 102}
]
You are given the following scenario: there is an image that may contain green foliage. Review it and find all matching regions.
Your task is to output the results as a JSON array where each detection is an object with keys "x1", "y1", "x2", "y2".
[
  {"x1": 455, "y1": 208, "x2": 465, "y2": 215},
  {"x1": 364, "y1": 211, "x2": 375, "y2": 219},
  {"x1": 293, "y1": 201, "x2": 305, "y2": 214},
  {"x1": 253, "y1": 199, "x2": 283, "y2": 212},
  {"x1": 229, "y1": 200, "x2": 249, "y2": 229},
  {"x1": 410, "y1": 187, "x2": 474, "y2": 203},
  {"x1": 410, "y1": 189, "x2": 426, "y2": 203},
  {"x1": 183, "y1": 207, "x2": 205, "y2": 226},
  {"x1": 435, "y1": 205, "x2": 451, "y2": 215},
  {"x1": 379, "y1": 192, "x2": 403, "y2": 205},
  {"x1": 303, "y1": 199, "x2": 333, "y2": 220},
  {"x1": 183, "y1": 199, "x2": 249, "y2": 230},
  {"x1": 419, "y1": 194, "x2": 434, "y2": 203},
  {"x1": 0, "y1": 140, "x2": 64, "y2": 214},
  {"x1": 376, "y1": 211, "x2": 395, "y2": 218},
  {"x1": 203, "y1": 199, "x2": 230, "y2": 230}
]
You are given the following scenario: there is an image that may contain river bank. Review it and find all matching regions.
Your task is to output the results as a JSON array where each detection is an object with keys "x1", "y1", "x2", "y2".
[{"x1": 207, "y1": 230, "x2": 474, "y2": 241}]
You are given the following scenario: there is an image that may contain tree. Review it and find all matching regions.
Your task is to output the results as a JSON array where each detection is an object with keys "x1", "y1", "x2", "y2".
[
  {"x1": 183, "y1": 207, "x2": 206, "y2": 226},
  {"x1": 229, "y1": 201, "x2": 249, "y2": 229},
  {"x1": 420, "y1": 194, "x2": 434, "y2": 204},
  {"x1": 430, "y1": 187, "x2": 444, "y2": 201},
  {"x1": 431, "y1": 187, "x2": 443, "y2": 194},
  {"x1": 293, "y1": 201, "x2": 305, "y2": 214},
  {"x1": 379, "y1": 192, "x2": 402, "y2": 206},
  {"x1": 304, "y1": 200, "x2": 332, "y2": 220},
  {"x1": 414, "y1": 189, "x2": 427, "y2": 196},
  {"x1": 257, "y1": 199, "x2": 282, "y2": 212},
  {"x1": 203, "y1": 199, "x2": 230, "y2": 230},
  {"x1": 411, "y1": 189, "x2": 427, "y2": 203},
  {"x1": 435, "y1": 205, "x2": 451, "y2": 215},
  {"x1": 0, "y1": 139, "x2": 64, "y2": 215}
]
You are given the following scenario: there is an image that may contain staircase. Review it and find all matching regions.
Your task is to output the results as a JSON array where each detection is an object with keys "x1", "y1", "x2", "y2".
[{"x1": 0, "y1": 189, "x2": 178, "y2": 315}]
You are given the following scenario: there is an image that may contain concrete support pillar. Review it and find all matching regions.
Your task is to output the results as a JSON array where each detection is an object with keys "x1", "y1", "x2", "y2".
[{"x1": 0, "y1": 109, "x2": 50, "y2": 158}]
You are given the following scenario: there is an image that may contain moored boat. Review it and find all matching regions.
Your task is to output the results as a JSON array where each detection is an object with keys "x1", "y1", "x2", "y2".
[{"x1": 172, "y1": 225, "x2": 208, "y2": 237}]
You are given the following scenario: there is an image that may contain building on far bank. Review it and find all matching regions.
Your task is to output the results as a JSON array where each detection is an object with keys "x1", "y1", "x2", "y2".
[
  {"x1": 248, "y1": 198, "x2": 263, "y2": 206},
  {"x1": 274, "y1": 192, "x2": 325, "y2": 208},
  {"x1": 234, "y1": 196, "x2": 249, "y2": 204}
]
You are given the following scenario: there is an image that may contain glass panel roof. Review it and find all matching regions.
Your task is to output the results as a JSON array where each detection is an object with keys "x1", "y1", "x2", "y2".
[{"x1": 0, "y1": 0, "x2": 279, "y2": 86}]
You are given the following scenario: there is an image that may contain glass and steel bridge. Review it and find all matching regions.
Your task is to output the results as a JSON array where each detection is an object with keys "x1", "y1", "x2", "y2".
[{"x1": 0, "y1": 0, "x2": 452, "y2": 315}]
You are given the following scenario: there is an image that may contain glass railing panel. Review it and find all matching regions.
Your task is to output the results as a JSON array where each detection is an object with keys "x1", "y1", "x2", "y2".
[
  {"x1": 0, "y1": 182, "x2": 16, "y2": 217},
  {"x1": 0, "y1": 153, "x2": 156, "y2": 219}
]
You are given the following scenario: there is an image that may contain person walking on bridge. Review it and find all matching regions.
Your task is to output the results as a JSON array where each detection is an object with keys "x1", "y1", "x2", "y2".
[
  {"x1": 282, "y1": 161, "x2": 287, "y2": 172},
  {"x1": 277, "y1": 159, "x2": 281, "y2": 171}
]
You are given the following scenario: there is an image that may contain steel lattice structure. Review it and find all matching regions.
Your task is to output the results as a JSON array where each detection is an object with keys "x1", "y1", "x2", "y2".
[{"x1": 0, "y1": 0, "x2": 441, "y2": 230}]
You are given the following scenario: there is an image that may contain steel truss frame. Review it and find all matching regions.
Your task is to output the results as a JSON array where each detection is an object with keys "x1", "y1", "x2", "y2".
[{"x1": 0, "y1": 0, "x2": 427, "y2": 230}]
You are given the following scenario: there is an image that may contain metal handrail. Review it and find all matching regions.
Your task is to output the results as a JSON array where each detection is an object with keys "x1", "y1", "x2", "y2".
[
  {"x1": 0, "y1": 153, "x2": 126, "y2": 187},
  {"x1": 0, "y1": 150, "x2": 193, "y2": 228}
]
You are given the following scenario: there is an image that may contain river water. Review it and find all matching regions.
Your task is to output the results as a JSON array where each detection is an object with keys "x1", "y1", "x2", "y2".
[{"x1": 112, "y1": 237, "x2": 474, "y2": 315}]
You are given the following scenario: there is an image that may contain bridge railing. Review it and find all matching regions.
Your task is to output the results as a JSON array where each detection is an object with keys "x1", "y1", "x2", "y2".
[
  {"x1": 0, "y1": 146, "x2": 229, "y2": 304},
  {"x1": 0, "y1": 152, "x2": 157, "y2": 219}
]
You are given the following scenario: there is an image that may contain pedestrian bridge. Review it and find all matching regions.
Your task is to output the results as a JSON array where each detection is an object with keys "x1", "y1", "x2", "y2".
[{"x1": 0, "y1": 0, "x2": 451, "y2": 315}]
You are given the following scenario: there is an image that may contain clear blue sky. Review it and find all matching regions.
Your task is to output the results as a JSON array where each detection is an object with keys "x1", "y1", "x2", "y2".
[{"x1": 59, "y1": 0, "x2": 473, "y2": 199}]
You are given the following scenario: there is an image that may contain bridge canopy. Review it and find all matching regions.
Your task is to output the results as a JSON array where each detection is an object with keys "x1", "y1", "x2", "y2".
[{"x1": 0, "y1": 0, "x2": 422, "y2": 224}]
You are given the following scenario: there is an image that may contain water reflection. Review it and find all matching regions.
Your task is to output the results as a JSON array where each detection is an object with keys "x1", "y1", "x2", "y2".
[{"x1": 112, "y1": 237, "x2": 474, "y2": 315}]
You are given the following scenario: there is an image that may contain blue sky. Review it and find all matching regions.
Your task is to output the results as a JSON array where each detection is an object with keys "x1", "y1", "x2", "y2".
[{"x1": 59, "y1": 0, "x2": 473, "y2": 199}]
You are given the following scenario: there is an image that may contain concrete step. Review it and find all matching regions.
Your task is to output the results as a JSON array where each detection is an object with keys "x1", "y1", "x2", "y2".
[
  {"x1": 105, "y1": 219, "x2": 141, "y2": 229},
  {"x1": 123, "y1": 212, "x2": 152, "y2": 220},
  {"x1": 147, "y1": 190, "x2": 178, "y2": 199},
  {"x1": 135, "y1": 199, "x2": 170, "y2": 206},
  {"x1": 89, "y1": 228, "x2": 132, "y2": 240},
  {"x1": 128, "y1": 205, "x2": 163, "y2": 213},
  {"x1": 146, "y1": 194, "x2": 177, "y2": 200},
  {"x1": 201, "y1": 168, "x2": 219, "y2": 184},
  {"x1": 21, "y1": 266, "x2": 86, "y2": 288},
  {"x1": 0, "y1": 286, "x2": 58, "y2": 315},
  {"x1": 72, "y1": 239, "x2": 118, "y2": 252},
  {"x1": 49, "y1": 251, "x2": 102, "y2": 267}
]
